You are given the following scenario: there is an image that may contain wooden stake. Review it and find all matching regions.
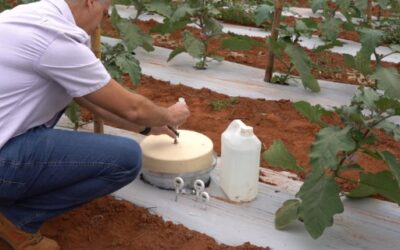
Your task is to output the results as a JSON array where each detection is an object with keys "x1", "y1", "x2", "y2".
[
  {"x1": 366, "y1": 0, "x2": 372, "y2": 25},
  {"x1": 91, "y1": 26, "x2": 104, "y2": 134},
  {"x1": 264, "y1": 0, "x2": 284, "y2": 82}
]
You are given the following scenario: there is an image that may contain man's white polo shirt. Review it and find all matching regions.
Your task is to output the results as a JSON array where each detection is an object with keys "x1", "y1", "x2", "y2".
[{"x1": 0, "y1": 0, "x2": 111, "y2": 149}]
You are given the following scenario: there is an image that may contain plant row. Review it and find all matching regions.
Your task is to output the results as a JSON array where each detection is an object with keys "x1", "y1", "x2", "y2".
[{"x1": 2, "y1": 0, "x2": 399, "y2": 240}]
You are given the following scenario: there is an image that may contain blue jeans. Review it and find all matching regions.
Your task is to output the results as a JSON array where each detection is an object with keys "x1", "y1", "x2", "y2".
[{"x1": 0, "y1": 126, "x2": 142, "y2": 233}]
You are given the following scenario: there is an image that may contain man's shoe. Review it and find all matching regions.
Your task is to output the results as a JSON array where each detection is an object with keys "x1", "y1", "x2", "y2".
[{"x1": 0, "y1": 213, "x2": 60, "y2": 250}]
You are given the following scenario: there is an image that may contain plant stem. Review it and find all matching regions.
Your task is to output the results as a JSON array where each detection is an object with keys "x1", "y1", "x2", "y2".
[
  {"x1": 336, "y1": 175, "x2": 359, "y2": 184},
  {"x1": 369, "y1": 114, "x2": 395, "y2": 128},
  {"x1": 197, "y1": 0, "x2": 208, "y2": 69},
  {"x1": 373, "y1": 51, "x2": 382, "y2": 65},
  {"x1": 334, "y1": 113, "x2": 394, "y2": 178},
  {"x1": 283, "y1": 63, "x2": 294, "y2": 83},
  {"x1": 379, "y1": 51, "x2": 398, "y2": 61}
]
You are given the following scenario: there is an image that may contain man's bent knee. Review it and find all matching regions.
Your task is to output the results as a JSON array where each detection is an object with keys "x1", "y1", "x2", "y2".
[{"x1": 112, "y1": 137, "x2": 142, "y2": 183}]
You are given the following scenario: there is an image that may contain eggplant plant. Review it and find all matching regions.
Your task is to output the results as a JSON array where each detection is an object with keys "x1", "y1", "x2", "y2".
[
  {"x1": 147, "y1": 0, "x2": 224, "y2": 69},
  {"x1": 377, "y1": 0, "x2": 400, "y2": 44},
  {"x1": 255, "y1": 2, "x2": 322, "y2": 92},
  {"x1": 214, "y1": 0, "x2": 257, "y2": 27},
  {"x1": 343, "y1": 28, "x2": 400, "y2": 87},
  {"x1": 123, "y1": 0, "x2": 265, "y2": 69},
  {"x1": 263, "y1": 56, "x2": 400, "y2": 238},
  {"x1": 113, "y1": 0, "x2": 153, "y2": 20},
  {"x1": 107, "y1": 6, "x2": 155, "y2": 83}
]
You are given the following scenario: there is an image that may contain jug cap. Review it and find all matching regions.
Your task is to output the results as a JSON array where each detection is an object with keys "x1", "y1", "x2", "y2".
[{"x1": 240, "y1": 127, "x2": 254, "y2": 137}]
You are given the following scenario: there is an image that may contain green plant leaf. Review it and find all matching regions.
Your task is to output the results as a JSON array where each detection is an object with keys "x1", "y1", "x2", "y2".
[
  {"x1": 354, "y1": 0, "x2": 368, "y2": 12},
  {"x1": 294, "y1": 20, "x2": 310, "y2": 34},
  {"x1": 285, "y1": 45, "x2": 320, "y2": 92},
  {"x1": 346, "y1": 184, "x2": 376, "y2": 198},
  {"x1": 106, "y1": 64, "x2": 123, "y2": 81},
  {"x1": 144, "y1": 0, "x2": 173, "y2": 17},
  {"x1": 372, "y1": 67, "x2": 400, "y2": 99},
  {"x1": 348, "y1": 171, "x2": 400, "y2": 204},
  {"x1": 374, "y1": 96, "x2": 400, "y2": 114},
  {"x1": 170, "y1": 3, "x2": 196, "y2": 22},
  {"x1": 342, "y1": 21, "x2": 356, "y2": 31},
  {"x1": 312, "y1": 40, "x2": 344, "y2": 53},
  {"x1": 221, "y1": 35, "x2": 264, "y2": 51},
  {"x1": 65, "y1": 101, "x2": 80, "y2": 129},
  {"x1": 183, "y1": 32, "x2": 205, "y2": 59},
  {"x1": 297, "y1": 171, "x2": 344, "y2": 239},
  {"x1": 361, "y1": 148, "x2": 382, "y2": 159},
  {"x1": 111, "y1": 8, "x2": 154, "y2": 52},
  {"x1": 275, "y1": 199, "x2": 301, "y2": 230},
  {"x1": 351, "y1": 29, "x2": 384, "y2": 74},
  {"x1": 207, "y1": 5, "x2": 220, "y2": 16},
  {"x1": 167, "y1": 47, "x2": 186, "y2": 62},
  {"x1": 337, "y1": 106, "x2": 364, "y2": 125},
  {"x1": 293, "y1": 101, "x2": 330, "y2": 125},
  {"x1": 351, "y1": 87, "x2": 380, "y2": 109},
  {"x1": 336, "y1": 0, "x2": 351, "y2": 11},
  {"x1": 377, "y1": 0, "x2": 390, "y2": 8},
  {"x1": 202, "y1": 17, "x2": 223, "y2": 37},
  {"x1": 310, "y1": 126, "x2": 356, "y2": 170},
  {"x1": 263, "y1": 140, "x2": 304, "y2": 171},
  {"x1": 115, "y1": 52, "x2": 141, "y2": 84},
  {"x1": 343, "y1": 54, "x2": 356, "y2": 68},
  {"x1": 268, "y1": 38, "x2": 286, "y2": 57},
  {"x1": 254, "y1": 4, "x2": 274, "y2": 26},
  {"x1": 319, "y1": 18, "x2": 341, "y2": 42},
  {"x1": 311, "y1": 0, "x2": 325, "y2": 12},
  {"x1": 354, "y1": 51, "x2": 373, "y2": 75},
  {"x1": 376, "y1": 121, "x2": 400, "y2": 141},
  {"x1": 379, "y1": 151, "x2": 400, "y2": 188},
  {"x1": 359, "y1": 28, "x2": 384, "y2": 54},
  {"x1": 150, "y1": 18, "x2": 190, "y2": 34}
]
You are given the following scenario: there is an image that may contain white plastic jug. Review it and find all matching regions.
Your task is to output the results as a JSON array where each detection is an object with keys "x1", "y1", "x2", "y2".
[{"x1": 220, "y1": 120, "x2": 261, "y2": 202}]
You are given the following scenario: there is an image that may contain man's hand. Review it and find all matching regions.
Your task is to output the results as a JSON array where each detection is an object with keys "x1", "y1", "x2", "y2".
[
  {"x1": 150, "y1": 126, "x2": 179, "y2": 139},
  {"x1": 166, "y1": 101, "x2": 190, "y2": 127}
]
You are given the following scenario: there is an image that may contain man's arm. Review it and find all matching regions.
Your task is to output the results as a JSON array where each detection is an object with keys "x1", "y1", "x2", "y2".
[
  {"x1": 82, "y1": 79, "x2": 190, "y2": 128},
  {"x1": 74, "y1": 96, "x2": 177, "y2": 138},
  {"x1": 74, "y1": 96, "x2": 144, "y2": 132}
]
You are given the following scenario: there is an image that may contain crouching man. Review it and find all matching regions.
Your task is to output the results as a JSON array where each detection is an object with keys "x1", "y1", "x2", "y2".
[{"x1": 0, "y1": 0, "x2": 190, "y2": 249}]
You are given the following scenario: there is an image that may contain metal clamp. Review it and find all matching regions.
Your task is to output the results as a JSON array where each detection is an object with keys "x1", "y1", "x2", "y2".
[
  {"x1": 200, "y1": 191, "x2": 210, "y2": 210},
  {"x1": 174, "y1": 177, "x2": 184, "y2": 202},
  {"x1": 194, "y1": 179, "x2": 205, "y2": 201}
]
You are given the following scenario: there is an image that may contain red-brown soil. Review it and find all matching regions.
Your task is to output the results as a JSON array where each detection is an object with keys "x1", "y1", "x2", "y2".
[
  {"x1": 0, "y1": 196, "x2": 268, "y2": 250},
  {"x1": 101, "y1": 17, "x2": 399, "y2": 86}
]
